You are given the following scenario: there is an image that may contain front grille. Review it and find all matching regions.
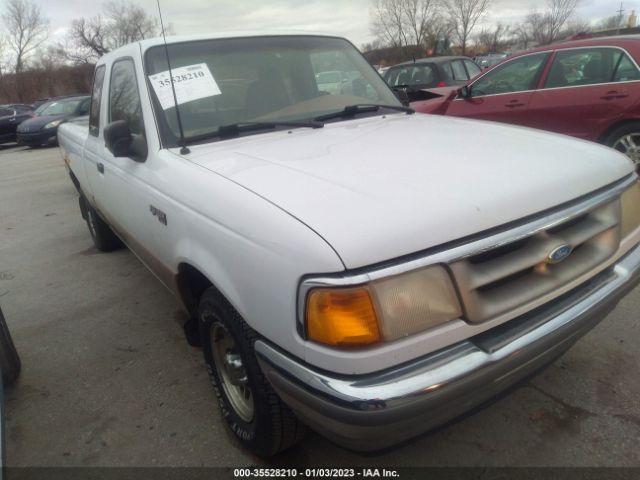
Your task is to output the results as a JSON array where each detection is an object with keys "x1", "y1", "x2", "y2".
[{"x1": 450, "y1": 199, "x2": 621, "y2": 323}]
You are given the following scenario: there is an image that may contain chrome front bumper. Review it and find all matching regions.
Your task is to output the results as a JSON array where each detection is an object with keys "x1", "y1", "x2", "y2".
[{"x1": 256, "y1": 244, "x2": 640, "y2": 452}]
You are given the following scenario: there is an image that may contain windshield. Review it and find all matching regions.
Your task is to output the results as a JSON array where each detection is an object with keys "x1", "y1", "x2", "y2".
[
  {"x1": 144, "y1": 35, "x2": 400, "y2": 146},
  {"x1": 36, "y1": 98, "x2": 83, "y2": 116},
  {"x1": 385, "y1": 64, "x2": 438, "y2": 88}
]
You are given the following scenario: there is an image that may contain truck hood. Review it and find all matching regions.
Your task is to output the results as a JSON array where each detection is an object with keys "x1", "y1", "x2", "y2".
[{"x1": 184, "y1": 113, "x2": 633, "y2": 269}]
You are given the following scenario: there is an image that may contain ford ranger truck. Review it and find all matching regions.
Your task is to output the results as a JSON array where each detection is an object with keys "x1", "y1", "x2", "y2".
[{"x1": 57, "y1": 33, "x2": 640, "y2": 457}]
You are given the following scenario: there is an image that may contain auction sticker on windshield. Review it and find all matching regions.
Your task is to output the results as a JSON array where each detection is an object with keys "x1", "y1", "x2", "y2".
[{"x1": 148, "y1": 63, "x2": 221, "y2": 110}]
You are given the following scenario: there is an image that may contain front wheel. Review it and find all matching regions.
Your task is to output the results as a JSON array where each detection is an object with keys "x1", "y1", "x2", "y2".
[
  {"x1": 605, "y1": 123, "x2": 640, "y2": 169},
  {"x1": 198, "y1": 287, "x2": 305, "y2": 456},
  {"x1": 79, "y1": 196, "x2": 124, "y2": 252}
]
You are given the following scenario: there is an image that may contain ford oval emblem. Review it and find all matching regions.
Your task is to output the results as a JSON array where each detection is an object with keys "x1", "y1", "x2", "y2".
[{"x1": 547, "y1": 244, "x2": 573, "y2": 264}]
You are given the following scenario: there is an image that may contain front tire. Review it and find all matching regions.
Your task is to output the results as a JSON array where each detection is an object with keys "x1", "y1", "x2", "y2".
[
  {"x1": 198, "y1": 287, "x2": 305, "y2": 456},
  {"x1": 604, "y1": 122, "x2": 640, "y2": 170},
  {"x1": 79, "y1": 196, "x2": 124, "y2": 252}
]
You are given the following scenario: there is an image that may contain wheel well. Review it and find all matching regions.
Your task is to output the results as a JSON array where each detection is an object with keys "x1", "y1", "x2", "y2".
[
  {"x1": 175, "y1": 263, "x2": 214, "y2": 317},
  {"x1": 598, "y1": 119, "x2": 640, "y2": 144}
]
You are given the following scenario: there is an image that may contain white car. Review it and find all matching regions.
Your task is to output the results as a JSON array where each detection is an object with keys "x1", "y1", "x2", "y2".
[{"x1": 57, "y1": 32, "x2": 640, "y2": 456}]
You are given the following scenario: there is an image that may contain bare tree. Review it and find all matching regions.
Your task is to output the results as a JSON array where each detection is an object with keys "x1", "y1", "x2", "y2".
[
  {"x1": 67, "y1": 16, "x2": 111, "y2": 64},
  {"x1": 446, "y1": 0, "x2": 491, "y2": 55},
  {"x1": 371, "y1": 0, "x2": 410, "y2": 48},
  {"x1": 545, "y1": 0, "x2": 579, "y2": 42},
  {"x1": 67, "y1": 0, "x2": 164, "y2": 64},
  {"x1": 104, "y1": 0, "x2": 161, "y2": 46},
  {"x1": 371, "y1": 0, "x2": 442, "y2": 49},
  {"x1": 563, "y1": 17, "x2": 592, "y2": 36},
  {"x1": 512, "y1": 23, "x2": 532, "y2": 49},
  {"x1": 401, "y1": 0, "x2": 437, "y2": 47},
  {"x1": 475, "y1": 23, "x2": 509, "y2": 52},
  {"x1": 525, "y1": 0, "x2": 579, "y2": 46},
  {"x1": 597, "y1": 15, "x2": 623, "y2": 30},
  {"x1": 1, "y1": 0, "x2": 49, "y2": 74}
]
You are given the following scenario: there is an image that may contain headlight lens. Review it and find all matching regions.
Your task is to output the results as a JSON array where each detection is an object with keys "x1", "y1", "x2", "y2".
[
  {"x1": 621, "y1": 181, "x2": 640, "y2": 239},
  {"x1": 305, "y1": 265, "x2": 462, "y2": 347},
  {"x1": 44, "y1": 119, "x2": 63, "y2": 129}
]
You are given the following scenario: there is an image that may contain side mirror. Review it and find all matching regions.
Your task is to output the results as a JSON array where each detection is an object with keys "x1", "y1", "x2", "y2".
[
  {"x1": 459, "y1": 85, "x2": 472, "y2": 99},
  {"x1": 394, "y1": 88, "x2": 410, "y2": 107},
  {"x1": 103, "y1": 120, "x2": 147, "y2": 161}
]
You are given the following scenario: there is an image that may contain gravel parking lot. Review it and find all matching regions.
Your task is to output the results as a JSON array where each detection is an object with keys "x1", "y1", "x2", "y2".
[{"x1": 1, "y1": 144, "x2": 639, "y2": 468}]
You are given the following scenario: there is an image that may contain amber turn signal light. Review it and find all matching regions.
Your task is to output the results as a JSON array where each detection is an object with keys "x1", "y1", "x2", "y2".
[{"x1": 306, "y1": 287, "x2": 381, "y2": 347}]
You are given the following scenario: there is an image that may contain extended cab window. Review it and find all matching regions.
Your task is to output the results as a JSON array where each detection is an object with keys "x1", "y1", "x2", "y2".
[
  {"x1": 545, "y1": 48, "x2": 640, "y2": 88},
  {"x1": 471, "y1": 53, "x2": 549, "y2": 96},
  {"x1": 109, "y1": 59, "x2": 144, "y2": 135},
  {"x1": 89, "y1": 66, "x2": 105, "y2": 136}
]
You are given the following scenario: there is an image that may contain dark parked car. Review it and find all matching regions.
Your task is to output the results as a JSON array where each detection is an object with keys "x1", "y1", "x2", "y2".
[
  {"x1": 383, "y1": 56, "x2": 482, "y2": 102},
  {"x1": 17, "y1": 95, "x2": 90, "y2": 147},
  {"x1": 0, "y1": 104, "x2": 34, "y2": 145}
]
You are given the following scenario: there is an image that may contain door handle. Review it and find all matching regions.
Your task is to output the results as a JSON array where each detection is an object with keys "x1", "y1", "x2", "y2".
[
  {"x1": 97, "y1": 162, "x2": 104, "y2": 174},
  {"x1": 505, "y1": 102, "x2": 525, "y2": 108},
  {"x1": 600, "y1": 91, "x2": 628, "y2": 100}
]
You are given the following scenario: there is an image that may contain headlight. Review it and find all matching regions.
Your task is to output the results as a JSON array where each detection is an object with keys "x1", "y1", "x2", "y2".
[
  {"x1": 44, "y1": 119, "x2": 63, "y2": 129},
  {"x1": 305, "y1": 265, "x2": 462, "y2": 348},
  {"x1": 621, "y1": 181, "x2": 640, "y2": 239}
]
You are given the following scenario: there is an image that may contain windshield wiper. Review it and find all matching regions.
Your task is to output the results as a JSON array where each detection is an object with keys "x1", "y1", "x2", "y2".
[
  {"x1": 185, "y1": 120, "x2": 324, "y2": 144},
  {"x1": 313, "y1": 104, "x2": 414, "y2": 122}
]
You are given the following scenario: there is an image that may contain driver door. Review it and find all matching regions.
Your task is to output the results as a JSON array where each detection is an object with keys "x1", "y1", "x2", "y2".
[{"x1": 446, "y1": 52, "x2": 550, "y2": 127}]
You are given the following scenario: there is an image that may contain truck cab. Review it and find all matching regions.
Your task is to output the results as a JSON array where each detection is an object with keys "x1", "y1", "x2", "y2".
[{"x1": 58, "y1": 33, "x2": 640, "y2": 456}]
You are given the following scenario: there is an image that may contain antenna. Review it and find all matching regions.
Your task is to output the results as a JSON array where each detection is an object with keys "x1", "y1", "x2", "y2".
[{"x1": 156, "y1": 0, "x2": 190, "y2": 155}]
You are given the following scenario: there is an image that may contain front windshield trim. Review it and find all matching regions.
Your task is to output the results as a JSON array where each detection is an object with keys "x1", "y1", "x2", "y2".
[{"x1": 143, "y1": 34, "x2": 401, "y2": 149}]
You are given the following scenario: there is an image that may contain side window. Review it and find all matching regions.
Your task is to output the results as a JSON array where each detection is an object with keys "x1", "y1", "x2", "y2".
[
  {"x1": 78, "y1": 98, "x2": 90, "y2": 116},
  {"x1": 451, "y1": 60, "x2": 468, "y2": 81},
  {"x1": 545, "y1": 48, "x2": 637, "y2": 88},
  {"x1": 89, "y1": 66, "x2": 106, "y2": 137},
  {"x1": 464, "y1": 60, "x2": 482, "y2": 79},
  {"x1": 109, "y1": 59, "x2": 144, "y2": 135},
  {"x1": 613, "y1": 52, "x2": 640, "y2": 82},
  {"x1": 385, "y1": 65, "x2": 436, "y2": 87},
  {"x1": 472, "y1": 53, "x2": 549, "y2": 96},
  {"x1": 442, "y1": 63, "x2": 454, "y2": 81}
]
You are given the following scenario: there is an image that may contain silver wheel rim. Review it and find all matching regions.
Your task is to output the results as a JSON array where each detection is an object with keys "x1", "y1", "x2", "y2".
[
  {"x1": 613, "y1": 133, "x2": 640, "y2": 167},
  {"x1": 210, "y1": 323, "x2": 254, "y2": 422}
]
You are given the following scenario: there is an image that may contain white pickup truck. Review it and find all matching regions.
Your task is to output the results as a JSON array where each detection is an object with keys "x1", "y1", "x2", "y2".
[{"x1": 58, "y1": 33, "x2": 640, "y2": 456}]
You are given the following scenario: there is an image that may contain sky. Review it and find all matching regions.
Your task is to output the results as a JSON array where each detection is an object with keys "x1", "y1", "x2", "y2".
[{"x1": 4, "y1": 0, "x2": 637, "y2": 49}]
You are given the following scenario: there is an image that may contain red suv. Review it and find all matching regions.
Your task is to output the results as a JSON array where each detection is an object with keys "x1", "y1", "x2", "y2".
[{"x1": 414, "y1": 36, "x2": 640, "y2": 167}]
